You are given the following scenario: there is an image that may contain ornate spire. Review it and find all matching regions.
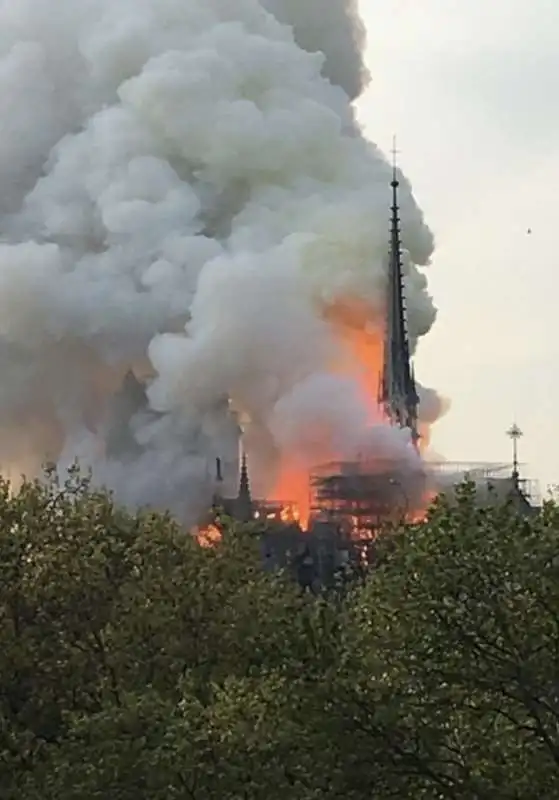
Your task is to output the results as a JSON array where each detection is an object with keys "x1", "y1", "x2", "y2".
[
  {"x1": 379, "y1": 137, "x2": 420, "y2": 447},
  {"x1": 236, "y1": 450, "x2": 253, "y2": 522}
]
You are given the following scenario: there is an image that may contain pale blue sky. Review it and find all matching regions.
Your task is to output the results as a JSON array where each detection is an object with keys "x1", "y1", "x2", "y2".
[{"x1": 356, "y1": 0, "x2": 558, "y2": 495}]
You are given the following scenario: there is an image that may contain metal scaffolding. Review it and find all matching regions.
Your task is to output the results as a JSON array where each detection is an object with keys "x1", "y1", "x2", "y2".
[
  {"x1": 308, "y1": 458, "x2": 540, "y2": 537},
  {"x1": 310, "y1": 458, "x2": 427, "y2": 536}
]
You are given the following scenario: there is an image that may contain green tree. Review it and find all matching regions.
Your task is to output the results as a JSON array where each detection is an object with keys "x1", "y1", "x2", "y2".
[
  {"x1": 0, "y1": 469, "x2": 337, "y2": 799},
  {"x1": 3, "y1": 472, "x2": 559, "y2": 799},
  {"x1": 334, "y1": 484, "x2": 559, "y2": 798}
]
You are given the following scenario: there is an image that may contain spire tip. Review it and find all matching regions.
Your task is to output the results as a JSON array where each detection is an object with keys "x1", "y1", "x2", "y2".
[{"x1": 391, "y1": 134, "x2": 399, "y2": 186}]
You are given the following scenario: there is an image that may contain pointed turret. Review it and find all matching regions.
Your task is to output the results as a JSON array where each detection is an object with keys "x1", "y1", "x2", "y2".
[
  {"x1": 210, "y1": 457, "x2": 225, "y2": 517},
  {"x1": 235, "y1": 451, "x2": 253, "y2": 522},
  {"x1": 379, "y1": 140, "x2": 420, "y2": 447}
]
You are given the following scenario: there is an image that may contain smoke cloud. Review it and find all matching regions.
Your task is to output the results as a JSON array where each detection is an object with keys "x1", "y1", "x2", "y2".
[
  {"x1": 261, "y1": 0, "x2": 369, "y2": 100},
  {"x1": 0, "y1": 0, "x2": 438, "y2": 522}
]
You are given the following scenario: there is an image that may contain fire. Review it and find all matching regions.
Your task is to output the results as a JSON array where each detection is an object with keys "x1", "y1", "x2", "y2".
[
  {"x1": 409, "y1": 488, "x2": 438, "y2": 523},
  {"x1": 195, "y1": 523, "x2": 222, "y2": 548},
  {"x1": 322, "y1": 297, "x2": 384, "y2": 419},
  {"x1": 270, "y1": 463, "x2": 310, "y2": 528},
  {"x1": 265, "y1": 296, "x2": 436, "y2": 530},
  {"x1": 269, "y1": 296, "x2": 385, "y2": 529}
]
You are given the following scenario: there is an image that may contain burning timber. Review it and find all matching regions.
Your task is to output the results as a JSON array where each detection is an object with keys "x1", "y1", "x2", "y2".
[{"x1": 310, "y1": 458, "x2": 428, "y2": 534}]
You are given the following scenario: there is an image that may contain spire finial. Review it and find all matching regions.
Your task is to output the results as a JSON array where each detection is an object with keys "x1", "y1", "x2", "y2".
[
  {"x1": 391, "y1": 135, "x2": 399, "y2": 186},
  {"x1": 506, "y1": 422, "x2": 523, "y2": 484}
]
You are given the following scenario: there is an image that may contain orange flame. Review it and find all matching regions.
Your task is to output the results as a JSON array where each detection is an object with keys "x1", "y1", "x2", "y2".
[
  {"x1": 270, "y1": 464, "x2": 310, "y2": 529},
  {"x1": 195, "y1": 523, "x2": 222, "y2": 548},
  {"x1": 269, "y1": 297, "x2": 385, "y2": 529},
  {"x1": 323, "y1": 297, "x2": 384, "y2": 420},
  {"x1": 409, "y1": 488, "x2": 438, "y2": 523}
]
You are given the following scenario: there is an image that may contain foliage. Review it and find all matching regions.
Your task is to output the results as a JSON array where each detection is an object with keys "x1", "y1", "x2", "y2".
[
  {"x1": 0, "y1": 467, "x2": 333, "y2": 799},
  {"x1": 0, "y1": 474, "x2": 558, "y2": 798},
  {"x1": 335, "y1": 484, "x2": 559, "y2": 798}
]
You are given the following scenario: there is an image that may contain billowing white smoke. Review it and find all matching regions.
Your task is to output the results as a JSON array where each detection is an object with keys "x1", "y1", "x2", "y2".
[
  {"x1": 0, "y1": 0, "x2": 438, "y2": 522},
  {"x1": 261, "y1": 0, "x2": 369, "y2": 100}
]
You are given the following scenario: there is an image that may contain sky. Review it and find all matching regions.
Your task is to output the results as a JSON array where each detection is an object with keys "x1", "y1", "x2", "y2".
[{"x1": 355, "y1": 0, "x2": 559, "y2": 497}]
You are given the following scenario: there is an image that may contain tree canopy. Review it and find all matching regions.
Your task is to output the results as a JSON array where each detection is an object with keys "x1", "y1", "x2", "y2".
[{"x1": 1, "y1": 474, "x2": 558, "y2": 799}]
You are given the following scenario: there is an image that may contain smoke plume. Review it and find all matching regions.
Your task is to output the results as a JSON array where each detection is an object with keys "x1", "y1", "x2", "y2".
[{"x1": 0, "y1": 0, "x2": 439, "y2": 522}]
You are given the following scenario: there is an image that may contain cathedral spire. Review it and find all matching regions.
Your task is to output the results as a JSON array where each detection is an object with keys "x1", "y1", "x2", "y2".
[
  {"x1": 379, "y1": 137, "x2": 420, "y2": 447},
  {"x1": 235, "y1": 450, "x2": 253, "y2": 522}
]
